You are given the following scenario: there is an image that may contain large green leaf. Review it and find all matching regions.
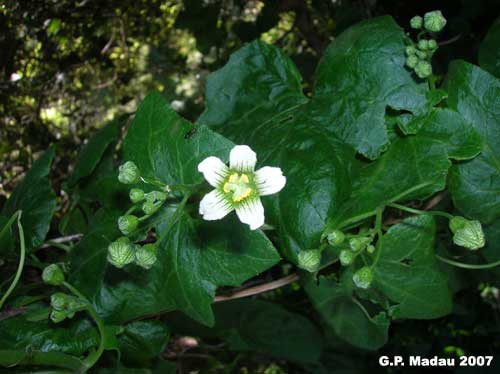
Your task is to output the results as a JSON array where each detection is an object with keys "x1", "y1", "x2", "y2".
[
  {"x1": 448, "y1": 61, "x2": 500, "y2": 223},
  {"x1": 329, "y1": 136, "x2": 450, "y2": 229},
  {"x1": 373, "y1": 215, "x2": 452, "y2": 319},
  {"x1": 165, "y1": 299, "x2": 324, "y2": 363},
  {"x1": 310, "y1": 16, "x2": 427, "y2": 159},
  {"x1": 67, "y1": 117, "x2": 124, "y2": 186},
  {"x1": 1, "y1": 149, "x2": 56, "y2": 250},
  {"x1": 199, "y1": 40, "x2": 354, "y2": 262},
  {"x1": 118, "y1": 320, "x2": 170, "y2": 367},
  {"x1": 124, "y1": 92, "x2": 234, "y2": 185},
  {"x1": 70, "y1": 94, "x2": 280, "y2": 325},
  {"x1": 0, "y1": 312, "x2": 98, "y2": 356},
  {"x1": 479, "y1": 17, "x2": 500, "y2": 79},
  {"x1": 91, "y1": 209, "x2": 280, "y2": 326},
  {"x1": 304, "y1": 275, "x2": 389, "y2": 351}
]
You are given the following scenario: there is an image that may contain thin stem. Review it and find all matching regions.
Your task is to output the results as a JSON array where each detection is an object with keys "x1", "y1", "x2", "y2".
[
  {"x1": 125, "y1": 205, "x2": 138, "y2": 215},
  {"x1": 372, "y1": 207, "x2": 384, "y2": 266},
  {"x1": 388, "y1": 202, "x2": 453, "y2": 220},
  {"x1": 140, "y1": 176, "x2": 168, "y2": 189},
  {"x1": 0, "y1": 211, "x2": 26, "y2": 310},
  {"x1": 44, "y1": 241, "x2": 72, "y2": 252},
  {"x1": 62, "y1": 282, "x2": 105, "y2": 371},
  {"x1": 436, "y1": 255, "x2": 500, "y2": 270},
  {"x1": 155, "y1": 194, "x2": 190, "y2": 244},
  {"x1": 214, "y1": 273, "x2": 299, "y2": 302}
]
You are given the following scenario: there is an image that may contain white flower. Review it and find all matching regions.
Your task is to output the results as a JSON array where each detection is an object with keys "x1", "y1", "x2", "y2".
[{"x1": 198, "y1": 145, "x2": 286, "y2": 230}]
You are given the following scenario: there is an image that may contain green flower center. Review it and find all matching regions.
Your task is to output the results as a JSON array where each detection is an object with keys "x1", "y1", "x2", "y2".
[{"x1": 223, "y1": 172, "x2": 255, "y2": 202}]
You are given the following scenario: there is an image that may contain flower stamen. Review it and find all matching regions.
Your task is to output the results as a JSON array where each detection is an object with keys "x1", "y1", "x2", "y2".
[{"x1": 223, "y1": 172, "x2": 254, "y2": 202}]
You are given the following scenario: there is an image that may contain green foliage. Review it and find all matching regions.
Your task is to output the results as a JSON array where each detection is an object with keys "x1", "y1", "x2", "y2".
[{"x1": 1, "y1": 5, "x2": 500, "y2": 373}]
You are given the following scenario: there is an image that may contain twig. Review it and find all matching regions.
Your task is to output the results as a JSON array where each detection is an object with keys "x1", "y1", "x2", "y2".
[
  {"x1": 439, "y1": 34, "x2": 462, "y2": 47},
  {"x1": 40, "y1": 234, "x2": 83, "y2": 249},
  {"x1": 384, "y1": 191, "x2": 447, "y2": 226},
  {"x1": 214, "y1": 273, "x2": 299, "y2": 302}
]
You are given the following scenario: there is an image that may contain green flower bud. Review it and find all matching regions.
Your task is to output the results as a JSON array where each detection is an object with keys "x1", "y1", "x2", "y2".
[
  {"x1": 297, "y1": 249, "x2": 321, "y2": 272},
  {"x1": 326, "y1": 230, "x2": 345, "y2": 246},
  {"x1": 418, "y1": 39, "x2": 429, "y2": 51},
  {"x1": 349, "y1": 237, "x2": 371, "y2": 252},
  {"x1": 415, "y1": 60, "x2": 432, "y2": 78},
  {"x1": 67, "y1": 296, "x2": 87, "y2": 311},
  {"x1": 107, "y1": 238, "x2": 135, "y2": 268},
  {"x1": 50, "y1": 309, "x2": 66, "y2": 323},
  {"x1": 42, "y1": 264, "x2": 65, "y2": 286},
  {"x1": 424, "y1": 10, "x2": 447, "y2": 32},
  {"x1": 428, "y1": 39, "x2": 438, "y2": 50},
  {"x1": 50, "y1": 293, "x2": 68, "y2": 311},
  {"x1": 142, "y1": 201, "x2": 160, "y2": 215},
  {"x1": 129, "y1": 188, "x2": 145, "y2": 203},
  {"x1": 145, "y1": 191, "x2": 167, "y2": 203},
  {"x1": 405, "y1": 46, "x2": 417, "y2": 56},
  {"x1": 366, "y1": 244, "x2": 376, "y2": 254},
  {"x1": 416, "y1": 50, "x2": 427, "y2": 59},
  {"x1": 353, "y1": 266, "x2": 373, "y2": 289},
  {"x1": 449, "y1": 216, "x2": 485, "y2": 250},
  {"x1": 406, "y1": 55, "x2": 418, "y2": 68},
  {"x1": 135, "y1": 244, "x2": 158, "y2": 269},
  {"x1": 118, "y1": 161, "x2": 140, "y2": 184},
  {"x1": 339, "y1": 250, "x2": 354, "y2": 266},
  {"x1": 410, "y1": 15, "x2": 423, "y2": 29},
  {"x1": 118, "y1": 215, "x2": 139, "y2": 235}
]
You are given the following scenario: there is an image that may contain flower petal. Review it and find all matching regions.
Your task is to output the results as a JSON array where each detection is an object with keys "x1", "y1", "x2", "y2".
[
  {"x1": 255, "y1": 166, "x2": 286, "y2": 196},
  {"x1": 198, "y1": 156, "x2": 229, "y2": 187},
  {"x1": 229, "y1": 145, "x2": 257, "y2": 172},
  {"x1": 199, "y1": 190, "x2": 234, "y2": 220},
  {"x1": 235, "y1": 198, "x2": 265, "y2": 230}
]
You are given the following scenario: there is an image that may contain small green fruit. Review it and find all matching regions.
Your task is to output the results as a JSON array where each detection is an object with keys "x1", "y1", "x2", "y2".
[
  {"x1": 349, "y1": 237, "x2": 371, "y2": 252},
  {"x1": 406, "y1": 55, "x2": 418, "y2": 68},
  {"x1": 418, "y1": 39, "x2": 429, "y2": 51},
  {"x1": 50, "y1": 309, "x2": 67, "y2": 323},
  {"x1": 415, "y1": 60, "x2": 432, "y2": 78},
  {"x1": 50, "y1": 293, "x2": 68, "y2": 311},
  {"x1": 405, "y1": 46, "x2": 417, "y2": 56}
]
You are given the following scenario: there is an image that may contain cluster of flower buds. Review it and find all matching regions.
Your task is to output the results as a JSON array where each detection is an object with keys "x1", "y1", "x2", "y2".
[
  {"x1": 116, "y1": 161, "x2": 170, "y2": 236},
  {"x1": 107, "y1": 236, "x2": 158, "y2": 269},
  {"x1": 449, "y1": 216, "x2": 485, "y2": 250},
  {"x1": 323, "y1": 228, "x2": 375, "y2": 289},
  {"x1": 49, "y1": 292, "x2": 86, "y2": 323},
  {"x1": 406, "y1": 10, "x2": 447, "y2": 79},
  {"x1": 111, "y1": 161, "x2": 169, "y2": 270}
]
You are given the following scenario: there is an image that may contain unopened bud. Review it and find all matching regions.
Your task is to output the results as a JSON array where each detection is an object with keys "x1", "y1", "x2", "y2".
[
  {"x1": 405, "y1": 46, "x2": 417, "y2": 56},
  {"x1": 449, "y1": 216, "x2": 485, "y2": 250},
  {"x1": 424, "y1": 10, "x2": 447, "y2": 32},
  {"x1": 135, "y1": 244, "x2": 158, "y2": 269},
  {"x1": 129, "y1": 188, "x2": 145, "y2": 203},
  {"x1": 349, "y1": 237, "x2": 371, "y2": 252},
  {"x1": 50, "y1": 293, "x2": 68, "y2": 311},
  {"x1": 42, "y1": 264, "x2": 65, "y2": 286},
  {"x1": 142, "y1": 201, "x2": 160, "y2": 215},
  {"x1": 406, "y1": 55, "x2": 418, "y2": 68},
  {"x1": 118, "y1": 215, "x2": 139, "y2": 235},
  {"x1": 118, "y1": 161, "x2": 140, "y2": 184},
  {"x1": 415, "y1": 60, "x2": 432, "y2": 78},
  {"x1": 410, "y1": 15, "x2": 423, "y2": 29},
  {"x1": 107, "y1": 237, "x2": 135, "y2": 268},
  {"x1": 418, "y1": 39, "x2": 429, "y2": 51},
  {"x1": 145, "y1": 191, "x2": 167, "y2": 203},
  {"x1": 339, "y1": 250, "x2": 354, "y2": 266},
  {"x1": 353, "y1": 266, "x2": 373, "y2": 289},
  {"x1": 326, "y1": 230, "x2": 345, "y2": 246},
  {"x1": 50, "y1": 309, "x2": 66, "y2": 323},
  {"x1": 297, "y1": 249, "x2": 321, "y2": 272},
  {"x1": 428, "y1": 39, "x2": 438, "y2": 50}
]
